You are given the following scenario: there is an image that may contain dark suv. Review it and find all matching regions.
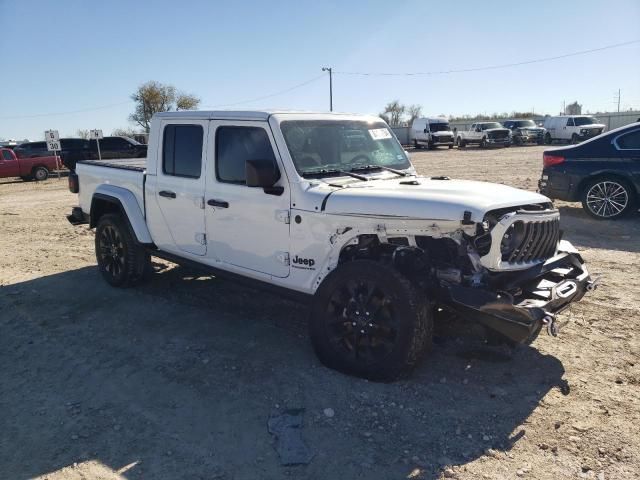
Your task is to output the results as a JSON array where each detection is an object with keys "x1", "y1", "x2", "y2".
[
  {"x1": 539, "y1": 122, "x2": 640, "y2": 219},
  {"x1": 502, "y1": 119, "x2": 546, "y2": 145}
]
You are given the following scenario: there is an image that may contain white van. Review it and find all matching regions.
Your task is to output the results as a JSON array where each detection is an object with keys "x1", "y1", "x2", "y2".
[
  {"x1": 543, "y1": 116, "x2": 606, "y2": 144},
  {"x1": 411, "y1": 117, "x2": 454, "y2": 149}
]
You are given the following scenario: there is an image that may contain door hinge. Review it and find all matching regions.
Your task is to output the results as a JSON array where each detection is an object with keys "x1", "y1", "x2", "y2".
[
  {"x1": 195, "y1": 233, "x2": 207, "y2": 245},
  {"x1": 276, "y1": 210, "x2": 290, "y2": 224},
  {"x1": 276, "y1": 251, "x2": 290, "y2": 266}
]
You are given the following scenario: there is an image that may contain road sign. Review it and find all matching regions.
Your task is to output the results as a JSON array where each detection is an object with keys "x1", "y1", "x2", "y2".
[
  {"x1": 46, "y1": 139, "x2": 61, "y2": 151},
  {"x1": 45, "y1": 129, "x2": 59, "y2": 142},
  {"x1": 89, "y1": 129, "x2": 104, "y2": 140}
]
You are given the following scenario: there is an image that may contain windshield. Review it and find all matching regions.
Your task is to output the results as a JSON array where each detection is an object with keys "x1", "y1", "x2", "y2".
[
  {"x1": 513, "y1": 120, "x2": 536, "y2": 128},
  {"x1": 574, "y1": 116, "x2": 599, "y2": 126},
  {"x1": 480, "y1": 123, "x2": 502, "y2": 130},
  {"x1": 280, "y1": 120, "x2": 411, "y2": 176},
  {"x1": 429, "y1": 122, "x2": 450, "y2": 132}
]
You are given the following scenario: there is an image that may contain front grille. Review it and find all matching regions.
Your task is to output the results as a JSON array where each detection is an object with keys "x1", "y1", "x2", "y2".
[
  {"x1": 435, "y1": 135, "x2": 452, "y2": 143},
  {"x1": 502, "y1": 218, "x2": 560, "y2": 263},
  {"x1": 489, "y1": 131, "x2": 509, "y2": 140}
]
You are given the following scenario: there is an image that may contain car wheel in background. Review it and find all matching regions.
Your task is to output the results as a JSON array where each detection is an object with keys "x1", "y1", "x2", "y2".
[
  {"x1": 458, "y1": 137, "x2": 466, "y2": 148},
  {"x1": 571, "y1": 134, "x2": 580, "y2": 145},
  {"x1": 309, "y1": 260, "x2": 433, "y2": 381},
  {"x1": 544, "y1": 133, "x2": 552, "y2": 145},
  {"x1": 413, "y1": 139, "x2": 421, "y2": 149},
  {"x1": 581, "y1": 177, "x2": 636, "y2": 220},
  {"x1": 448, "y1": 145, "x2": 453, "y2": 149},
  {"x1": 32, "y1": 166, "x2": 49, "y2": 181},
  {"x1": 480, "y1": 138, "x2": 487, "y2": 148}
]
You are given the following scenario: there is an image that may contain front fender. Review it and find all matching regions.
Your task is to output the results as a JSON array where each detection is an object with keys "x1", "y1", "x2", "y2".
[{"x1": 91, "y1": 185, "x2": 153, "y2": 244}]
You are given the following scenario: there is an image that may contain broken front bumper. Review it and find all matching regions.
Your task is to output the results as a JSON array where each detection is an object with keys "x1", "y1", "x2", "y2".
[{"x1": 442, "y1": 241, "x2": 596, "y2": 343}]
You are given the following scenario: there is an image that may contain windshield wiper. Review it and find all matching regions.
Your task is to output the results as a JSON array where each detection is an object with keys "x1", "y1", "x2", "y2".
[
  {"x1": 350, "y1": 164, "x2": 409, "y2": 177},
  {"x1": 301, "y1": 168, "x2": 369, "y2": 181}
]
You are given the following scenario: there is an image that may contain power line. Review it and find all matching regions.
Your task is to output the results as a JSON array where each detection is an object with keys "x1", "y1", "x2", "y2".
[
  {"x1": 203, "y1": 74, "x2": 326, "y2": 108},
  {"x1": 0, "y1": 100, "x2": 134, "y2": 120},
  {"x1": 335, "y1": 39, "x2": 640, "y2": 76}
]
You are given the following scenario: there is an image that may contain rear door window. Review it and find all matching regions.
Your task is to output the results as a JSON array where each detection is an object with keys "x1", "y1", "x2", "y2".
[
  {"x1": 616, "y1": 130, "x2": 640, "y2": 150},
  {"x1": 162, "y1": 124, "x2": 203, "y2": 178},
  {"x1": 2, "y1": 150, "x2": 14, "y2": 160}
]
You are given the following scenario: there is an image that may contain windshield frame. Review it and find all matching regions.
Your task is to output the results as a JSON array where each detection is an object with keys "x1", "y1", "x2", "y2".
[{"x1": 278, "y1": 118, "x2": 412, "y2": 179}]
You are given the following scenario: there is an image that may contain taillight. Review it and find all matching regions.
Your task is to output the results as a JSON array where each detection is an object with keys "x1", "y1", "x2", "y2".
[
  {"x1": 68, "y1": 172, "x2": 79, "y2": 193},
  {"x1": 543, "y1": 154, "x2": 565, "y2": 168}
]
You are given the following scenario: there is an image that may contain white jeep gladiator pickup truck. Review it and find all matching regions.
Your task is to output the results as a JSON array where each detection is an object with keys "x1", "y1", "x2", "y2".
[
  {"x1": 457, "y1": 122, "x2": 511, "y2": 148},
  {"x1": 68, "y1": 110, "x2": 596, "y2": 381}
]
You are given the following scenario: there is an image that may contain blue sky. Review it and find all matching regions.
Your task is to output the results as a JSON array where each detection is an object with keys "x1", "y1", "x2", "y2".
[{"x1": 1, "y1": 0, "x2": 639, "y2": 140}]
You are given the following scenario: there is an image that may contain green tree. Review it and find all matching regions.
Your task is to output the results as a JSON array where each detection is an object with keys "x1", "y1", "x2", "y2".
[{"x1": 129, "y1": 81, "x2": 200, "y2": 132}]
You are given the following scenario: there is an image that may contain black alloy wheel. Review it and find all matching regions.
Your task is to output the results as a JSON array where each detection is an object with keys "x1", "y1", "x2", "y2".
[{"x1": 309, "y1": 260, "x2": 432, "y2": 381}]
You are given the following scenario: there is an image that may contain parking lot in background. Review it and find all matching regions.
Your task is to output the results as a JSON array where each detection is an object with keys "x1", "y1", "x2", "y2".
[{"x1": 1, "y1": 145, "x2": 638, "y2": 479}]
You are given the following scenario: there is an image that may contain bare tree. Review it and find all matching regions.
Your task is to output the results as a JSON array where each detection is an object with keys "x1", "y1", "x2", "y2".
[
  {"x1": 76, "y1": 129, "x2": 90, "y2": 139},
  {"x1": 129, "y1": 81, "x2": 201, "y2": 132},
  {"x1": 406, "y1": 104, "x2": 422, "y2": 126},
  {"x1": 380, "y1": 100, "x2": 406, "y2": 127},
  {"x1": 112, "y1": 127, "x2": 140, "y2": 138}
]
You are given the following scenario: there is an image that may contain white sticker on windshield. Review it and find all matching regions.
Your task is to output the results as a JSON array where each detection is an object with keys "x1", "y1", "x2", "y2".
[{"x1": 368, "y1": 128, "x2": 392, "y2": 140}]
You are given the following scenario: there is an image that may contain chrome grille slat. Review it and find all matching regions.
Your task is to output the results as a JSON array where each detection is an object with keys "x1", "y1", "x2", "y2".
[{"x1": 501, "y1": 216, "x2": 560, "y2": 265}]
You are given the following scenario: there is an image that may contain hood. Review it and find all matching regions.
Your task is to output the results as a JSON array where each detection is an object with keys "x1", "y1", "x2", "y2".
[
  {"x1": 321, "y1": 177, "x2": 549, "y2": 222},
  {"x1": 485, "y1": 128, "x2": 510, "y2": 133},
  {"x1": 579, "y1": 123, "x2": 605, "y2": 130}
]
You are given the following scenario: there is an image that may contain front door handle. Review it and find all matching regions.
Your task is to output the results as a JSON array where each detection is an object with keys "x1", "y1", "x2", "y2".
[
  {"x1": 159, "y1": 190, "x2": 176, "y2": 199},
  {"x1": 207, "y1": 199, "x2": 229, "y2": 208}
]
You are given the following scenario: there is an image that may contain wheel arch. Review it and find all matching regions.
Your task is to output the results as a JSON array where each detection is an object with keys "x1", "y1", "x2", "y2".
[
  {"x1": 577, "y1": 171, "x2": 638, "y2": 199},
  {"x1": 90, "y1": 186, "x2": 153, "y2": 244}
]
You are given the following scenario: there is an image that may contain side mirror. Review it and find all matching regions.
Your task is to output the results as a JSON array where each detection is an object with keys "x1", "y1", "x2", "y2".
[
  {"x1": 423, "y1": 128, "x2": 427, "y2": 134},
  {"x1": 246, "y1": 159, "x2": 282, "y2": 194}
]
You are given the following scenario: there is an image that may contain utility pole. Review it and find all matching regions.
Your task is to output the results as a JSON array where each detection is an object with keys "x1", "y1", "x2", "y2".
[
  {"x1": 322, "y1": 67, "x2": 333, "y2": 111},
  {"x1": 614, "y1": 89, "x2": 621, "y2": 112}
]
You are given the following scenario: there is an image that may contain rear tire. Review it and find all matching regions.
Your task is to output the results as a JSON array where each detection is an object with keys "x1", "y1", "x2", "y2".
[
  {"x1": 581, "y1": 177, "x2": 636, "y2": 220},
  {"x1": 33, "y1": 166, "x2": 49, "y2": 181},
  {"x1": 309, "y1": 260, "x2": 433, "y2": 381},
  {"x1": 95, "y1": 213, "x2": 151, "y2": 287}
]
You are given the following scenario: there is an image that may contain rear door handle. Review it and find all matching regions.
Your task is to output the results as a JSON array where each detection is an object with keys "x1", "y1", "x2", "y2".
[
  {"x1": 159, "y1": 190, "x2": 176, "y2": 199},
  {"x1": 207, "y1": 199, "x2": 229, "y2": 208}
]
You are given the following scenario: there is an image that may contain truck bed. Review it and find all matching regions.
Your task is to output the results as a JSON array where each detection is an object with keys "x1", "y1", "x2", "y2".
[{"x1": 78, "y1": 157, "x2": 146, "y2": 172}]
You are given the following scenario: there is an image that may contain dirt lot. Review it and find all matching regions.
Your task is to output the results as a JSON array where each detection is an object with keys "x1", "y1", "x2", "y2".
[{"x1": 1, "y1": 145, "x2": 639, "y2": 480}]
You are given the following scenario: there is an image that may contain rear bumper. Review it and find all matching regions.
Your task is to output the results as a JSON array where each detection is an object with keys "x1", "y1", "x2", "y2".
[{"x1": 441, "y1": 241, "x2": 594, "y2": 343}]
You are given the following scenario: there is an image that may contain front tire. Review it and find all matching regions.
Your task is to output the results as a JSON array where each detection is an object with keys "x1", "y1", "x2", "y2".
[
  {"x1": 95, "y1": 213, "x2": 151, "y2": 287},
  {"x1": 581, "y1": 177, "x2": 636, "y2": 220},
  {"x1": 480, "y1": 138, "x2": 487, "y2": 148},
  {"x1": 571, "y1": 133, "x2": 580, "y2": 145},
  {"x1": 309, "y1": 260, "x2": 433, "y2": 381}
]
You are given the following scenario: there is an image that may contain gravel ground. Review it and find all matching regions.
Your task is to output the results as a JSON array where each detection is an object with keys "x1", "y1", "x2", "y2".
[{"x1": 1, "y1": 145, "x2": 638, "y2": 479}]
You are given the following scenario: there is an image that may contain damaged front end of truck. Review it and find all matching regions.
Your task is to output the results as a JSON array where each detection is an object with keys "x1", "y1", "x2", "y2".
[{"x1": 333, "y1": 202, "x2": 596, "y2": 344}]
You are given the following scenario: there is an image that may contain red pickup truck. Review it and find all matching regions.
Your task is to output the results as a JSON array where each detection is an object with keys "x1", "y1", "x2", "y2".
[{"x1": 0, "y1": 147, "x2": 61, "y2": 181}]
